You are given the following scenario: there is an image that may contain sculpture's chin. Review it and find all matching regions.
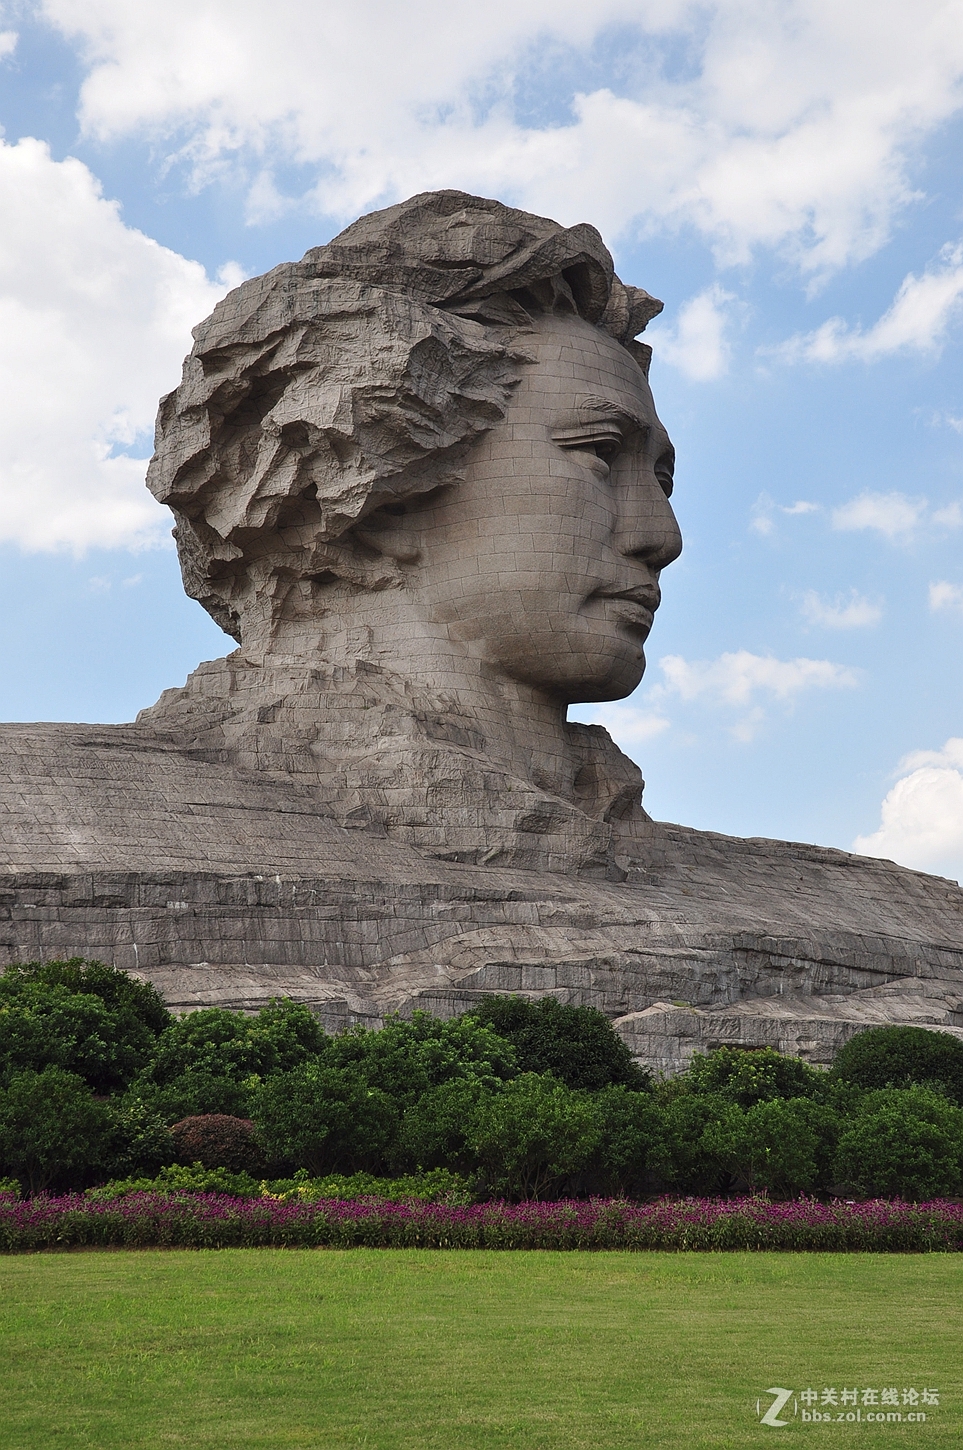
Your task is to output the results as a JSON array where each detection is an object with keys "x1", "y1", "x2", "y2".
[
  {"x1": 505, "y1": 641, "x2": 647, "y2": 704},
  {"x1": 565, "y1": 667, "x2": 646, "y2": 706}
]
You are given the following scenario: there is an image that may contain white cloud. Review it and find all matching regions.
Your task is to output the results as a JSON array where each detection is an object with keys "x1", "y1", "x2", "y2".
[
  {"x1": 929, "y1": 581, "x2": 963, "y2": 614},
  {"x1": 643, "y1": 649, "x2": 859, "y2": 741},
  {"x1": 772, "y1": 241, "x2": 963, "y2": 361},
  {"x1": 750, "y1": 496, "x2": 777, "y2": 536},
  {"x1": 933, "y1": 501, "x2": 963, "y2": 528},
  {"x1": 657, "y1": 649, "x2": 859, "y2": 707},
  {"x1": 801, "y1": 589, "x2": 882, "y2": 629},
  {"x1": 757, "y1": 490, "x2": 962, "y2": 544},
  {"x1": 854, "y1": 738, "x2": 963, "y2": 881},
  {"x1": 0, "y1": 30, "x2": 17, "y2": 59},
  {"x1": 34, "y1": 0, "x2": 963, "y2": 275},
  {"x1": 0, "y1": 136, "x2": 235, "y2": 551},
  {"x1": 570, "y1": 702, "x2": 671, "y2": 750},
  {"x1": 750, "y1": 494, "x2": 822, "y2": 536},
  {"x1": 574, "y1": 651, "x2": 856, "y2": 746},
  {"x1": 648, "y1": 285, "x2": 735, "y2": 380},
  {"x1": 831, "y1": 491, "x2": 928, "y2": 539}
]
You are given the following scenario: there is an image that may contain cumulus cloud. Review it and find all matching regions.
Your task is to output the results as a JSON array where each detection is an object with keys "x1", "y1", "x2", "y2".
[
  {"x1": 801, "y1": 590, "x2": 882, "y2": 629},
  {"x1": 751, "y1": 494, "x2": 821, "y2": 536},
  {"x1": 0, "y1": 29, "x2": 17, "y2": 58},
  {"x1": 33, "y1": 0, "x2": 963, "y2": 275},
  {"x1": 657, "y1": 649, "x2": 858, "y2": 707},
  {"x1": 570, "y1": 702, "x2": 671, "y2": 750},
  {"x1": 854, "y1": 738, "x2": 963, "y2": 881},
  {"x1": 636, "y1": 649, "x2": 860, "y2": 741},
  {"x1": 772, "y1": 241, "x2": 963, "y2": 361},
  {"x1": 831, "y1": 491, "x2": 928, "y2": 539},
  {"x1": 930, "y1": 581, "x2": 963, "y2": 614},
  {"x1": 648, "y1": 285, "x2": 735, "y2": 380},
  {"x1": 0, "y1": 136, "x2": 237, "y2": 551},
  {"x1": 933, "y1": 501, "x2": 963, "y2": 527}
]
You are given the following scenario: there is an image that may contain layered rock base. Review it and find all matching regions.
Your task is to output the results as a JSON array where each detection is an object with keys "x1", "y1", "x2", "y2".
[{"x1": 3, "y1": 710, "x2": 961, "y2": 1074}]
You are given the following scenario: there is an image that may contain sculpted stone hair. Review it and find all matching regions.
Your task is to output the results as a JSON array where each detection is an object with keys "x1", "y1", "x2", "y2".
[{"x1": 147, "y1": 190, "x2": 663, "y2": 641}]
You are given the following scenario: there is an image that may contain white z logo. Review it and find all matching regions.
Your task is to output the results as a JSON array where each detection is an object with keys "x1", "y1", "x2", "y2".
[{"x1": 760, "y1": 1388, "x2": 794, "y2": 1426}]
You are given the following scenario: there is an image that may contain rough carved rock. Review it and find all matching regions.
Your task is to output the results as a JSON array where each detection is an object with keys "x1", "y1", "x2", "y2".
[
  {"x1": 2, "y1": 718, "x2": 962, "y2": 1074},
  {"x1": 2, "y1": 190, "x2": 961, "y2": 1073}
]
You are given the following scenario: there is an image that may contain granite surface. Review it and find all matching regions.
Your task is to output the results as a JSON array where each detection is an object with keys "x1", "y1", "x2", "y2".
[
  {"x1": 2, "y1": 713, "x2": 961, "y2": 1074},
  {"x1": 3, "y1": 190, "x2": 961, "y2": 1072}
]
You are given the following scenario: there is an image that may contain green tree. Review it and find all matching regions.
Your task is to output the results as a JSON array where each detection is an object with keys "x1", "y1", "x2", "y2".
[
  {"x1": 0, "y1": 1067, "x2": 112, "y2": 1194},
  {"x1": 0, "y1": 959, "x2": 170, "y2": 1035},
  {"x1": 131, "y1": 999, "x2": 327, "y2": 1120},
  {"x1": 701, "y1": 1097, "x2": 839, "y2": 1197},
  {"x1": 254, "y1": 1062, "x2": 398, "y2": 1175},
  {"x1": 395, "y1": 1077, "x2": 492, "y2": 1174},
  {"x1": 647, "y1": 1092, "x2": 734, "y2": 1196},
  {"x1": 102, "y1": 1096, "x2": 176, "y2": 1179},
  {"x1": 327, "y1": 1011, "x2": 517, "y2": 1109},
  {"x1": 833, "y1": 1086, "x2": 963, "y2": 1200},
  {"x1": 590, "y1": 1085, "x2": 662, "y2": 1197},
  {"x1": 831, "y1": 1026, "x2": 963, "y2": 1104},
  {"x1": 0, "y1": 959, "x2": 172, "y2": 1093},
  {"x1": 467, "y1": 1073, "x2": 601, "y2": 1199},
  {"x1": 465, "y1": 996, "x2": 649, "y2": 1090},
  {"x1": 242, "y1": 998, "x2": 327, "y2": 1070},
  {"x1": 682, "y1": 1046, "x2": 825, "y2": 1107},
  {"x1": 129, "y1": 1070, "x2": 260, "y2": 1122},
  {"x1": 0, "y1": 984, "x2": 152, "y2": 1093}
]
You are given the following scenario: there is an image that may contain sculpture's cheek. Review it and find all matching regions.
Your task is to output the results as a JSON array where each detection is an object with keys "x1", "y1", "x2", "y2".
[{"x1": 411, "y1": 315, "x2": 673, "y2": 701}]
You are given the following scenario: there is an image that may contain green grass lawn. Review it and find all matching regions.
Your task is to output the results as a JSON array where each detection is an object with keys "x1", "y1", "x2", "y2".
[{"x1": 1, "y1": 1250, "x2": 960, "y2": 1449}]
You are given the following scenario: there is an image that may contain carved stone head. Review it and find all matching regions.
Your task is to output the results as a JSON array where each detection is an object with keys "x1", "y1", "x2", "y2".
[
  {"x1": 147, "y1": 191, "x2": 680, "y2": 706},
  {"x1": 144, "y1": 192, "x2": 683, "y2": 872}
]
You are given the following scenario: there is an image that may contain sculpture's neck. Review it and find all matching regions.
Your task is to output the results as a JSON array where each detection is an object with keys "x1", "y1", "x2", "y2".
[
  {"x1": 244, "y1": 611, "x2": 581, "y2": 798},
  {"x1": 139, "y1": 640, "x2": 650, "y2": 877}
]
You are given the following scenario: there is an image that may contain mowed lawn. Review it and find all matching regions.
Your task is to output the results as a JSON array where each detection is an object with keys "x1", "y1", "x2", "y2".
[{"x1": 1, "y1": 1250, "x2": 961, "y2": 1449}]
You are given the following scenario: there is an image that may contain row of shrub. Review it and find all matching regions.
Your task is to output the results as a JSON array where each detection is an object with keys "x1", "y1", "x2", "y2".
[
  {"x1": 2, "y1": 1193, "x2": 962, "y2": 1253},
  {"x1": 2, "y1": 958, "x2": 963, "y2": 1201}
]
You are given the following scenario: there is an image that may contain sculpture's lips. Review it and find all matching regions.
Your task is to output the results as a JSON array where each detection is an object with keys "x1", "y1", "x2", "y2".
[
  {"x1": 596, "y1": 585, "x2": 662, "y2": 609},
  {"x1": 593, "y1": 584, "x2": 661, "y2": 638}
]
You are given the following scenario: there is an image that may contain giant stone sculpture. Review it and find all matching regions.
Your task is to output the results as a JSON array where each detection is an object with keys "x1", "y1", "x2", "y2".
[
  {"x1": 2, "y1": 191, "x2": 962, "y2": 1073},
  {"x1": 143, "y1": 191, "x2": 678, "y2": 876}
]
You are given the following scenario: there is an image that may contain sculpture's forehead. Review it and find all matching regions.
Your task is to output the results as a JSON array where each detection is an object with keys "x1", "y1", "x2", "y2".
[
  {"x1": 519, "y1": 319, "x2": 662, "y2": 436},
  {"x1": 522, "y1": 319, "x2": 655, "y2": 414}
]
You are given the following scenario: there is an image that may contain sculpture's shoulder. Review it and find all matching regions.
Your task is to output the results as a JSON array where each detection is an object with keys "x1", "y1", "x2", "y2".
[
  {"x1": 0, "y1": 714, "x2": 421, "y2": 878},
  {"x1": 629, "y1": 817, "x2": 963, "y2": 939}
]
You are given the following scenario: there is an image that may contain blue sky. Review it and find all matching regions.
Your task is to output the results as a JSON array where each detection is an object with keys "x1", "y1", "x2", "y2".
[{"x1": 1, "y1": 0, "x2": 963, "y2": 877}]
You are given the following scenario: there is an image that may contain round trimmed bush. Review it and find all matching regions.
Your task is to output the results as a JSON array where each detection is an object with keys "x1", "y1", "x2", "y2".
[
  {"x1": 170, "y1": 1114, "x2": 264, "y2": 1172},
  {"x1": 831, "y1": 1026, "x2": 963, "y2": 1103},
  {"x1": 833, "y1": 1086, "x2": 963, "y2": 1199}
]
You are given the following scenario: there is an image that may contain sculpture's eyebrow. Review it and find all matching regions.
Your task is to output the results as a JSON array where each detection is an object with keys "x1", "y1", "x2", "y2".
[{"x1": 569, "y1": 396, "x2": 647, "y2": 432}]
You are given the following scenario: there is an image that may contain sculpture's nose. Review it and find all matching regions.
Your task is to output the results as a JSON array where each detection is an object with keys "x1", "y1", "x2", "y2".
[{"x1": 617, "y1": 475, "x2": 683, "y2": 574}]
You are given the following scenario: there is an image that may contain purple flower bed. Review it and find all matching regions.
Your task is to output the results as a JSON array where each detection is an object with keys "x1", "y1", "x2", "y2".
[{"x1": 2, "y1": 1194, "x2": 963, "y2": 1252}]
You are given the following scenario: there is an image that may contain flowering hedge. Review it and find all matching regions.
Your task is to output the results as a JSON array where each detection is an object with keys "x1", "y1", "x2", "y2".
[{"x1": 2, "y1": 1194, "x2": 963, "y2": 1253}]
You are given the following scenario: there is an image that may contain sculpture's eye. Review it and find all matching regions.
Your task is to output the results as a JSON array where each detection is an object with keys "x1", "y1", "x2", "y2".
[
  {"x1": 588, "y1": 437, "x2": 621, "y2": 465},
  {"x1": 553, "y1": 427, "x2": 624, "y2": 470},
  {"x1": 655, "y1": 450, "x2": 675, "y2": 499}
]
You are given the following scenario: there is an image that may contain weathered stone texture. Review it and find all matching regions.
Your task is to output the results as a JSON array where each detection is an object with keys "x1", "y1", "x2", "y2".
[
  {"x1": 3, "y1": 190, "x2": 961, "y2": 1072},
  {"x1": 2, "y1": 725, "x2": 962, "y2": 1073}
]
